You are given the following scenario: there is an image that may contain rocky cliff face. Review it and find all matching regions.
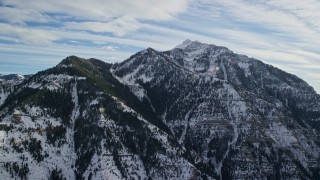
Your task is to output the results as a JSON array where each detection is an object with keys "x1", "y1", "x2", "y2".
[
  {"x1": 0, "y1": 74, "x2": 28, "y2": 106},
  {"x1": 0, "y1": 41, "x2": 319, "y2": 179}
]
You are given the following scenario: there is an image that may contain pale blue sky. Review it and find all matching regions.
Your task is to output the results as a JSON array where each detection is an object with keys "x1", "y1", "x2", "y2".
[{"x1": 0, "y1": 0, "x2": 319, "y2": 93}]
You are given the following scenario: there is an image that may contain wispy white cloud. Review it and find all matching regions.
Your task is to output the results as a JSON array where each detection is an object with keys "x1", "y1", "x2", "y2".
[
  {"x1": 1, "y1": 0, "x2": 189, "y2": 35},
  {"x1": 101, "y1": 46, "x2": 118, "y2": 51},
  {"x1": 263, "y1": 0, "x2": 320, "y2": 30},
  {"x1": 65, "y1": 17, "x2": 140, "y2": 36},
  {"x1": 1, "y1": 0, "x2": 188, "y2": 19},
  {"x1": 0, "y1": 6, "x2": 52, "y2": 24},
  {"x1": 0, "y1": 23, "x2": 58, "y2": 44},
  {"x1": 199, "y1": 0, "x2": 320, "y2": 47}
]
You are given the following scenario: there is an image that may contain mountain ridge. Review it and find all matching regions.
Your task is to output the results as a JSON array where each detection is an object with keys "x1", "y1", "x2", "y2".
[{"x1": 0, "y1": 40, "x2": 319, "y2": 179}]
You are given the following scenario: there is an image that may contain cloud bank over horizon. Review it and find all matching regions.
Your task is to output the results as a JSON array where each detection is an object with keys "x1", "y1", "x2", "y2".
[{"x1": 0, "y1": 0, "x2": 319, "y2": 92}]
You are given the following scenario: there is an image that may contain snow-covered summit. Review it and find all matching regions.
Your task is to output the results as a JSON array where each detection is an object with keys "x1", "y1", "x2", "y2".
[
  {"x1": 174, "y1": 39, "x2": 229, "y2": 52},
  {"x1": 175, "y1": 39, "x2": 202, "y2": 49},
  {"x1": 167, "y1": 40, "x2": 234, "y2": 74}
]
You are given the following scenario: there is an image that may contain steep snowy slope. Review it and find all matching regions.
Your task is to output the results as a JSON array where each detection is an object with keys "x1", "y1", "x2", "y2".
[
  {"x1": 0, "y1": 56, "x2": 214, "y2": 179},
  {"x1": 0, "y1": 74, "x2": 29, "y2": 106},
  {"x1": 0, "y1": 81, "x2": 14, "y2": 106},
  {"x1": 112, "y1": 40, "x2": 320, "y2": 179}
]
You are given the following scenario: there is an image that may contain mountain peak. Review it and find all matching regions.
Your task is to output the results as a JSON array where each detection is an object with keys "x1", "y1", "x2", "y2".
[
  {"x1": 57, "y1": 55, "x2": 92, "y2": 69},
  {"x1": 58, "y1": 55, "x2": 79, "y2": 66},
  {"x1": 174, "y1": 39, "x2": 229, "y2": 53},
  {"x1": 145, "y1": 47, "x2": 157, "y2": 53},
  {"x1": 132, "y1": 47, "x2": 160, "y2": 58},
  {"x1": 175, "y1": 39, "x2": 203, "y2": 49},
  {"x1": 183, "y1": 39, "x2": 192, "y2": 44}
]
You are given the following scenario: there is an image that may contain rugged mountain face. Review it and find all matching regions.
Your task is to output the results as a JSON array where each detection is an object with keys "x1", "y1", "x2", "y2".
[
  {"x1": 0, "y1": 40, "x2": 320, "y2": 179},
  {"x1": 0, "y1": 74, "x2": 29, "y2": 106},
  {"x1": 112, "y1": 40, "x2": 320, "y2": 179},
  {"x1": 0, "y1": 56, "x2": 203, "y2": 179},
  {"x1": 0, "y1": 74, "x2": 30, "y2": 82}
]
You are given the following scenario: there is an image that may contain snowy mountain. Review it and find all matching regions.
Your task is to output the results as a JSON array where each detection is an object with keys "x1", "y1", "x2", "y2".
[
  {"x1": 0, "y1": 41, "x2": 319, "y2": 179},
  {"x1": 0, "y1": 74, "x2": 30, "y2": 82},
  {"x1": 0, "y1": 74, "x2": 31, "y2": 107}
]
